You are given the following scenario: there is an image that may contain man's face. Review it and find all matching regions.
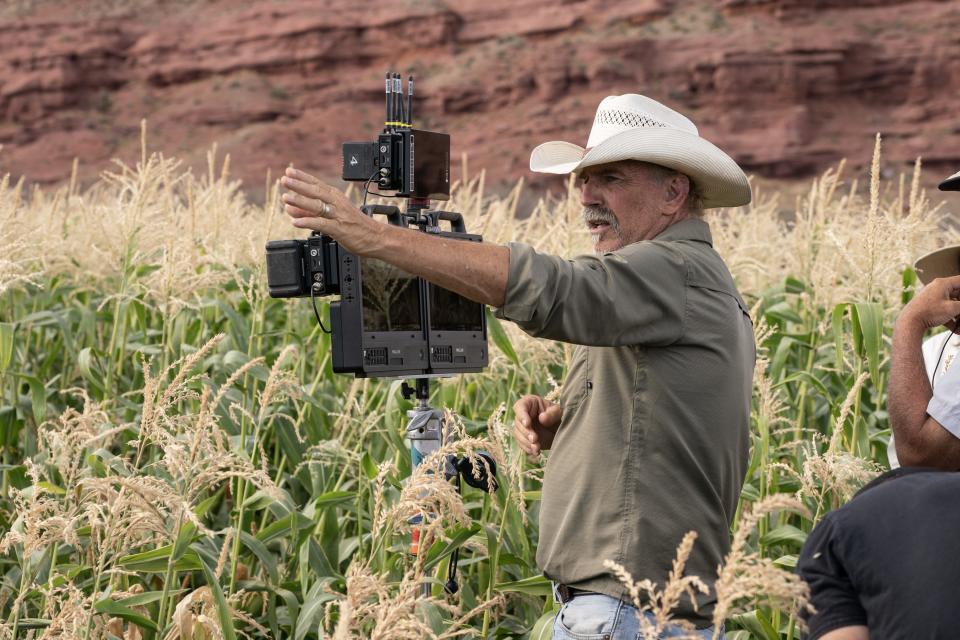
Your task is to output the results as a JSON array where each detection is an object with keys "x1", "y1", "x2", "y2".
[{"x1": 576, "y1": 161, "x2": 681, "y2": 253}]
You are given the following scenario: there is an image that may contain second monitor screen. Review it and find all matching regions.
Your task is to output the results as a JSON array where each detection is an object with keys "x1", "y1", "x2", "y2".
[{"x1": 429, "y1": 284, "x2": 483, "y2": 333}]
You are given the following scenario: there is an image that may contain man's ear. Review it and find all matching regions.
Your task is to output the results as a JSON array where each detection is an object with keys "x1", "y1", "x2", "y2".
[{"x1": 662, "y1": 174, "x2": 690, "y2": 216}]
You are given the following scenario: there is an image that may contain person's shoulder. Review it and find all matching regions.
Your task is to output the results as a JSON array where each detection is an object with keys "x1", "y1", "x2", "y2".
[{"x1": 615, "y1": 236, "x2": 687, "y2": 261}]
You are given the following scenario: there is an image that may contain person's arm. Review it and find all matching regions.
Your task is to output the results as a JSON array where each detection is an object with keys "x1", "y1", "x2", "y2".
[
  {"x1": 491, "y1": 241, "x2": 687, "y2": 345},
  {"x1": 280, "y1": 168, "x2": 509, "y2": 307},
  {"x1": 280, "y1": 168, "x2": 688, "y2": 347},
  {"x1": 819, "y1": 627, "x2": 869, "y2": 640},
  {"x1": 889, "y1": 275, "x2": 960, "y2": 470}
]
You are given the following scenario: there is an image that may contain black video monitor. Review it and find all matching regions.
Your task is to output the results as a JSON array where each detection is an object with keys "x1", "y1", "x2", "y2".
[
  {"x1": 429, "y1": 286, "x2": 483, "y2": 332},
  {"x1": 408, "y1": 129, "x2": 450, "y2": 200},
  {"x1": 360, "y1": 258, "x2": 422, "y2": 332}
]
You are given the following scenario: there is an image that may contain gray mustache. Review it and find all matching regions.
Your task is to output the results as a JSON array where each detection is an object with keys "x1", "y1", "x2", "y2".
[{"x1": 581, "y1": 206, "x2": 619, "y2": 226}]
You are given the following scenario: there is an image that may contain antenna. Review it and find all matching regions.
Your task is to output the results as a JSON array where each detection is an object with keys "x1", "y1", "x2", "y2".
[
  {"x1": 407, "y1": 75, "x2": 414, "y2": 126},
  {"x1": 385, "y1": 71, "x2": 393, "y2": 129},
  {"x1": 393, "y1": 73, "x2": 403, "y2": 126}
]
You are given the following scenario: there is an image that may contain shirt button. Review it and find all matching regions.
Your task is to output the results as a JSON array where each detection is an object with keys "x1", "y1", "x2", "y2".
[{"x1": 586, "y1": 381, "x2": 593, "y2": 390}]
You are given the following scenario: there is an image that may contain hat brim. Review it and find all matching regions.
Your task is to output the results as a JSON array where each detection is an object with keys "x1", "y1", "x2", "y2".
[
  {"x1": 915, "y1": 245, "x2": 960, "y2": 284},
  {"x1": 529, "y1": 128, "x2": 751, "y2": 209},
  {"x1": 939, "y1": 170, "x2": 960, "y2": 192}
]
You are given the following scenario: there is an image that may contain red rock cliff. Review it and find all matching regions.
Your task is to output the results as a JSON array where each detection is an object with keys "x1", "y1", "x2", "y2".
[{"x1": 1, "y1": 0, "x2": 958, "y2": 196}]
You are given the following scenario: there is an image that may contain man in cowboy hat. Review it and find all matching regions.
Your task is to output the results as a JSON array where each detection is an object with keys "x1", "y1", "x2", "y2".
[
  {"x1": 280, "y1": 94, "x2": 755, "y2": 637},
  {"x1": 888, "y1": 170, "x2": 960, "y2": 470}
]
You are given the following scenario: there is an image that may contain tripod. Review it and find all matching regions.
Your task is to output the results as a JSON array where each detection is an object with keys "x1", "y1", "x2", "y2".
[{"x1": 400, "y1": 377, "x2": 498, "y2": 597}]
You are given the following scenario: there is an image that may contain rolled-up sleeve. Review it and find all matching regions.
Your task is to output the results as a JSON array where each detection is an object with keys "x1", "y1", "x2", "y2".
[
  {"x1": 926, "y1": 360, "x2": 960, "y2": 440},
  {"x1": 494, "y1": 241, "x2": 687, "y2": 346}
]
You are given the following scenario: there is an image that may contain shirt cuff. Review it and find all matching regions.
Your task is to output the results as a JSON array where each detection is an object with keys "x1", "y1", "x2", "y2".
[
  {"x1": 492, "y1": 242, "x2": 543, "y2": 324},
  {"x1": 927, "y1": 361, "x2": 960, "y2": 439}
]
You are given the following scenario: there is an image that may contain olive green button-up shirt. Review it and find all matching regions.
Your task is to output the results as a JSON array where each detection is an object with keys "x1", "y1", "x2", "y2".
[{"x1": 496, "y1": 218, "x2": 755, "y2": 626}]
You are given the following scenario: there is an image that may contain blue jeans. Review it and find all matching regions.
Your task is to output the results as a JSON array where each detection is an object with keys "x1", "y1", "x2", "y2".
[{"x1": 552, "y1": 593, "x2": 721, "y2": 640}]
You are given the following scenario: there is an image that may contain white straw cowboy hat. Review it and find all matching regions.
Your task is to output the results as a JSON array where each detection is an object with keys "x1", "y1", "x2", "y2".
[
  {"x1": 529, "y1": 94, "x2": 751, "y2": 208},
  {"x1": 913, "y1": 170, "x2": 960, "y2": 284},
  {"x1": 939, "y1": 169, "x2": 960, "y2": 192}
]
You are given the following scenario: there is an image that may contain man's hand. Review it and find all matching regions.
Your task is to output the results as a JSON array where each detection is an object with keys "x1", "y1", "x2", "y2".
[
  {"x1": 281, "y1": 167, "x2": 381, "y2": 255},
  {"x1": 898, "y1": 275, "x2": 960, "y2": 332},
  {"x1": 513, "y1": 395, "x2": 562, "y2": 458}
]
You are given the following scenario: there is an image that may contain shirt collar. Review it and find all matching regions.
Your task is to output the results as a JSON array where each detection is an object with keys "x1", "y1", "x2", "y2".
[{"x1": 651, "y1": 218, "x2": 713, "y2": 246}]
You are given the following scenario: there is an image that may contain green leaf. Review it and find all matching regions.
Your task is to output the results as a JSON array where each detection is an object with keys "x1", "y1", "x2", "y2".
[
  {"x1": 294, "y1": 578, "x2": 336, "y2": 640},
  {"x1": 773, "y1": 554, "x2": 799, "y2": 569},
  {"x1": 494, "y1": 574, "x2": 553, "y2": 596},
  {"x1": 77, "y1": 347, "x2": 106, "y2": 395},
  {"x1": 199, "y1": 553, "x2": 238, "y2": 640},
  {"x1": 0, "y1": 322, "x2": 14, "y2": 372},
  {"x1": 18, "y1": 374, "x2": 47, "y2": 425},
  {"x1": 760, "y1": 524, "x2": 808, "y2": 547},
  {"x1": 360, "y1": 451, "x2": 378, "y2": 480},
  {"x1": 256, "y1": 512, "x2": 314, "y2": 545},
  {"x1": 171, "y1": 521, "x2": 197, "y2": 562},
  {"x1": 902, "y1": 266, "x2": 918, "y2": 305},
  {"x1": 36, "y1": 481, "x2": 66, "y2": 495},
  {"x1": 94, "y1": 597, "x2": 159, "y2": 632},
  {"x1": 239, "y1": 531, "x2": 279, "y2": 583},
  {"x1": 852, "y1": 302, "x2": 884, "y2": 383},
  {"x1": 485, "y1": 307, "x2": 519, "y2": 366},
  {"x1": 118, "y1": 545, "x2": 202, "y2": 573},
  {"x1": 530, "y1": 609, "x2": 558, "y2": 640},
  {"x1": 0, "y1": 406, "x2": 20, "y2": 449},
  {"x1": 832, "y1": 303, "x2": 847, "y2": 372},
  {"x1": 730, "y1": 610, "x2": 780, "y2": 640},
  {"x1": 423, "y1": 524, "x2": 480, "y2": 572},
  {"x1": 115, "y1": 589, "x2": 185, "y2": 607},
  {"x1": 313, "y1": 490, "x2": 355, "y2": 509}
]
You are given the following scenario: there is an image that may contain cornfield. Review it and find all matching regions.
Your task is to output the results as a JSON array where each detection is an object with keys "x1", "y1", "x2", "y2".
[{"x1": 0, "y1": 127, "x2": 949, "y2": 639}]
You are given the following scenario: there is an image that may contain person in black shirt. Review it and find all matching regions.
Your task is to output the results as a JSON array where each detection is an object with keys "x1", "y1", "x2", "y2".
[{"x1": 797, "y1": 467, "x2": 960, "y2": 639}]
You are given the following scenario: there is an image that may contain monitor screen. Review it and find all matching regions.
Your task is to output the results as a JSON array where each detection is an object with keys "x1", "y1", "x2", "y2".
[
  {"x1": 429, "y1": 284, "x2": 484, "y2": 332},
  {"x1": 361, "y1": 258, "x2": 422, "y2": 332}
]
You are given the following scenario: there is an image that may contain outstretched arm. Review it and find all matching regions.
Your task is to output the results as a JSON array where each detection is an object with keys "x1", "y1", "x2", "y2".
[{"x1": 281, "y1": 167, "x2": 509, "y2": 307}]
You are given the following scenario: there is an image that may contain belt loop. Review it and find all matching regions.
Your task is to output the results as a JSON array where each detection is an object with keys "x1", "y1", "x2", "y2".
[{"x1": 551, "y1": 581, "x2": 561, "y2": 605}]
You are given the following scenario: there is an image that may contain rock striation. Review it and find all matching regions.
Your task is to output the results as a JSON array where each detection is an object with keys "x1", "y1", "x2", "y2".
[{"x1": 2, "y1": 0, "x2": 959, "y2": 195}]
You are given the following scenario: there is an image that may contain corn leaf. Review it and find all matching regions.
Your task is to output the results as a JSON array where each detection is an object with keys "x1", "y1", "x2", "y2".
[
  {"x1": 0, "y1": 322, "x2": 14, "y2": 372},
  {"x1": 530, "y1": 610, "x2": 557, "y2": 640},
  {"x1": 94, "y1": 597, "x2": 159, "y2": 632},
  {"x1": 494, "y1": 574, "x2": 553, "y2": 596},
  {"x1": 199, "y1": 554, "x2": 238, "y2": 640},
  {"x1": 485, "y1": 308, "x2": 519, "y2": 366}
]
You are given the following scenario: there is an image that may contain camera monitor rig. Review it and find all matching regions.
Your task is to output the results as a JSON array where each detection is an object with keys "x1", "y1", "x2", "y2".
[{"x1": 264, "y1": 73, "x2": 487, "y2": 379}]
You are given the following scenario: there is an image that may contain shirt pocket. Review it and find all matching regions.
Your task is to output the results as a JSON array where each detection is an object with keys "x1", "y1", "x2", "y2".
[{"x1": 560, "y1": 345, "x2": 591, "y2": 418}]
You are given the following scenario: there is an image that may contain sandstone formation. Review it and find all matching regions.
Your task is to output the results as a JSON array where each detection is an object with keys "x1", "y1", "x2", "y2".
[{"x1": 1, "y1": 0, "x2": 959, "y2": 199}]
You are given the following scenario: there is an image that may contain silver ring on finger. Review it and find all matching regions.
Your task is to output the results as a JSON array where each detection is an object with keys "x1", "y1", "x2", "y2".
[{"x1": 320, "y1": 202, "x2": 331, "y2": 216}]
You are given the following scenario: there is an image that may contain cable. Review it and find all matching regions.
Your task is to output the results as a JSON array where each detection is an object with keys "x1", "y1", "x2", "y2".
[
  {"x1": 444, "y1": 471, "x2": 462, "y2": 595},
  {"x1": 362, "y1": 171, "x2": 379, "y2": 207},
  {"x1": 310, "y1": 283, "x2": 332, "y2": 334},
  {"x1": 930, "y1": 322, "x2": 959, "y2": 388}
]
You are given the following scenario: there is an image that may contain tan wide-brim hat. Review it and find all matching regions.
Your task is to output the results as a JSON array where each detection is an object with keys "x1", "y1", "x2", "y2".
[
  {"x1": 529, "y1": 94, "x2": 751, "y2": 209},
  {"x1": 915, "y1": 245, "x2": 960, "y2": 284}
]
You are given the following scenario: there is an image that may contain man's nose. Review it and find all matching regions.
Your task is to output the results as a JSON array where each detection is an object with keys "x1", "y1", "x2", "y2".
[{"x1": 579, "y1": 180, "x2": 601, "y2": 207}]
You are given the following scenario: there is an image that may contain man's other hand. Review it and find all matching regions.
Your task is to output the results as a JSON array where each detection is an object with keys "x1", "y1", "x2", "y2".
[
  {"x1": 900, "y1": 274, "x2": 960, "y2": 331},
  {"x1": 513, "y1": 395, "x2": 562, "y2": 458}
]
